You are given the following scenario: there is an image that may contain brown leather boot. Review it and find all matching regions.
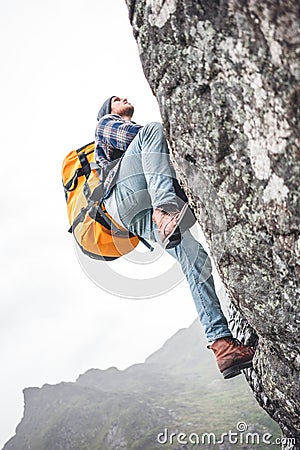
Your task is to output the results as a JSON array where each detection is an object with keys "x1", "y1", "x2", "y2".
[
  {"x1": 152, "y1": 202, "x2": 189, "y2": 249},
  {"x1": 208, "y1": 337, "x2": 255, "y2": 379}
]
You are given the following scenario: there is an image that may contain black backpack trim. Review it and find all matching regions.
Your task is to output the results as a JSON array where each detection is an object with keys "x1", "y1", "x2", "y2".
[{"x1": 67, "y1": 143, "x2": 154, "y2": 253}]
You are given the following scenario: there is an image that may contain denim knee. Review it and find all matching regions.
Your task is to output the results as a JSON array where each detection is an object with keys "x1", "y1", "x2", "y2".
[{"x1": 142, "y1": 122, "x2": 163, "y2": 136}]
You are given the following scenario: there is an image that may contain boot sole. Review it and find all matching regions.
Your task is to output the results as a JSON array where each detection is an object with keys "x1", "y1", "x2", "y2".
[
  {"x1": 162, "y1": 203, "x2": 189, "y2": 249},
  {"x1": 222, "y1": 359, "x2": 253, "y2": 379}
]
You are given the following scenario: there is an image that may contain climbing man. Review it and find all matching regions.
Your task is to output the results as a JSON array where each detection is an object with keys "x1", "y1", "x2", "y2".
[{"x1": 95, "y1": 95, "x2": 255, "y2": 379}]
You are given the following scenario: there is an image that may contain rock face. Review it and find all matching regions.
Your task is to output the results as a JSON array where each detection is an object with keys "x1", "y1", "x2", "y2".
[{"x1": 125, "y1": 0, "x2": 299, "y2": 446}]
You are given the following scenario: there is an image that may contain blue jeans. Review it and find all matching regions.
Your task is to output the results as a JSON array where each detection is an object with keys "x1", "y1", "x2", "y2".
[{"x1": 108, "y1": 122, "x2": 232, "y2": 343}]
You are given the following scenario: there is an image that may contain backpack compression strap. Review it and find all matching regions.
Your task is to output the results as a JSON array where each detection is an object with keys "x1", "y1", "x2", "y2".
[{"x1": 68, "y1": 147, "x2": 154, "y2": 252}]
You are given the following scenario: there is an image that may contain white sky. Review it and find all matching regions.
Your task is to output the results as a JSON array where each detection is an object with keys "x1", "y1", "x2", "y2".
[{"x1": 0, "y1": 0, "x2": 227, "y2": 446}]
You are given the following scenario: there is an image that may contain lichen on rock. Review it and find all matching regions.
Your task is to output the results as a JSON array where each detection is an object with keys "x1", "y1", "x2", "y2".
[{"x1": 126, "y1": 0, "x2": 300, "y2": 446}]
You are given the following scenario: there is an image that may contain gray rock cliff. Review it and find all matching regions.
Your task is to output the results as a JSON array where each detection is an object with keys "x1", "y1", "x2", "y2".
[{"x1": 125, "y1": 0, "x2": 299, "y2": 446}]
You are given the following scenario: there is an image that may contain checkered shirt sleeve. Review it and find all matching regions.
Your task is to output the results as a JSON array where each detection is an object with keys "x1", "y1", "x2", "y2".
[{"x1": 95, "y1": 114, "x2": 142, "y2": 169}]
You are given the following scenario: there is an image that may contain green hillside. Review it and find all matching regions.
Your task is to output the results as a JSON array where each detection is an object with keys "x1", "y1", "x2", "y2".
[{"x1": 3, "y1": 320, "x2": 281, "y2": 450}]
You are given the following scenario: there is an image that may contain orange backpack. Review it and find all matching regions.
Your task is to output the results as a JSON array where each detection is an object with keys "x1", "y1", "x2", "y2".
[{"x1": 62, "y1": 142, "x2": 142, "y2": 260}]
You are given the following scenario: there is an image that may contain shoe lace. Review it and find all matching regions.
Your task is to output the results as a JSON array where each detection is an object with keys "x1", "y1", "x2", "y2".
[
  {"x1": 207, "y1": 337, "x2": 256, "y2": 350},
  {"x1": 224, "y1": 337, "x2": 243, "y2": 347},
  {"x1": 225, "y1": 337, "x2": 255, "y2": 349},
  {"x1": 158, "y1": 206, "x2": 180, "y2": 217},
  {"x1": 229, "y1": 337, "x2": 243, "y2": 347},
  {"x1": 157, "y1": 208, "x2": 180, "y2": 235}
]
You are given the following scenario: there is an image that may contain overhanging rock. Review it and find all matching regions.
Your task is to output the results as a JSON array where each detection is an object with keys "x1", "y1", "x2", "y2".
[{"x1": 125, "y1": 0, "x2": 300, "y2": 446}]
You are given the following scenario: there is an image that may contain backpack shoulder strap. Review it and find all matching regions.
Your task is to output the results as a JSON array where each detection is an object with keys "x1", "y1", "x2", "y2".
[{"x1": 78, "y1": 152, "x2": 91, "y2": 180}]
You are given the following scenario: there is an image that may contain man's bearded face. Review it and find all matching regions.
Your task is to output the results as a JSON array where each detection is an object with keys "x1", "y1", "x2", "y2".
[{"x1": 110, "y1": 96, "x2": 134, "y2": 118}]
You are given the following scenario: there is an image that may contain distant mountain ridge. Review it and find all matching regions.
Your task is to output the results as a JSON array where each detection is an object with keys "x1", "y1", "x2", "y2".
[{"x1": 3, "y1": 320, "x2": 280, "y2": 450}]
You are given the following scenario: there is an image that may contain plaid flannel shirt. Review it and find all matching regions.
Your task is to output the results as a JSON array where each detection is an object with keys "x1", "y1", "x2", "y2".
[{"x1": 95, "y1": 114, "x2": 142, "y2": 195}]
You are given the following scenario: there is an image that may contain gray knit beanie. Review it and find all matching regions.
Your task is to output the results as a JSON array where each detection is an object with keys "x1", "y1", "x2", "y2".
[{"x1": 97, "y1": 96, "x2": 115, "y2": 121}]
